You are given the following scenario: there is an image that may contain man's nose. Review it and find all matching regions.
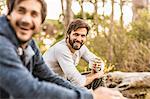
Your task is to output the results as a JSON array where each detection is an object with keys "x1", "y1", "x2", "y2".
[
  {"x1": 21, "y1": 14, "x2": 32, "y2": 26},
  {"x1": 76, "y1": 35, "x2": 82, "y2": 41}
]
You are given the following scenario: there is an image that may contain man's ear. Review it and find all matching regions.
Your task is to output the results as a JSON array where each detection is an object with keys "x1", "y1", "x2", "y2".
[
  {"x1": 66, "y1": 34, "x2": 69, "y2": 39},
  {"x1": 7, "y1": 15, "x2": 11, "y2": 20}
]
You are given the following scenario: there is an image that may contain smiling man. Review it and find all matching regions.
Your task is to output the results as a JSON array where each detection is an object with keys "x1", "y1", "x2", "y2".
[
  {"x1": 43, "y1": 19, "x2": 105, "y2": 89},
  {"x1": 7, "y1": 0, "x2": 42, "y2": 48},
  {"x1": 0, "y1": 0, "x2": 93, "y2": 99},
  {"x1": 0, "y1": 0, "x2": 126, "y2": 99}
]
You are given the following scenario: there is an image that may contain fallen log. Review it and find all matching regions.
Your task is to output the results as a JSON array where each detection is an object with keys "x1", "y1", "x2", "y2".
[{"x1": 103, "y1": 71, "x2": 150, "y2": 99}]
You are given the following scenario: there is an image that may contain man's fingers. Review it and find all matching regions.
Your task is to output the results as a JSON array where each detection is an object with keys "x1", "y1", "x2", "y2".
[{"x1": 94, "y1": 87, "x2": 126, "y2": 99}]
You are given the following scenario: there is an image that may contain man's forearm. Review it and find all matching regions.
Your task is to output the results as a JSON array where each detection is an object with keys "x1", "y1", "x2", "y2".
[
  {"x1": 85, "y1": 73, "x2": 97, "y2": 86},
  {"x1": 84, "y1": 71, "x2": 104, "y2": 86}
]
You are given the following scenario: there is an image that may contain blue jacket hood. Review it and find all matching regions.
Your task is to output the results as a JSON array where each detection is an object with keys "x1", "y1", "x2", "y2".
[{"x1": 0, "y1": 15, "x2": 19, "y2": 47}]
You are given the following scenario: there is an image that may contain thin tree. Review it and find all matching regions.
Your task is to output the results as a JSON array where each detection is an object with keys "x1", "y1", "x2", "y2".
[
  {"x1": 89, "y1": 0, "x2": 98, "y2": 34},
  {"x1": 93, "y1": 0, "x2": 98, "y2": 34},
  {"x1": 102, "y1": 0, "x2": 108, "y2": 38},
  {"x1": 108, "y1": 0, "x2": 114, "y2": 62},
  {"x1": 64, "y1": 0, "x2": 73, "y2": 31},
  {"x1": 78, "y1": 0, "x2": 86, "y2": 19},
  {"x1": 132, "y1": 0, "x2": 148, "y2": 21},
  {"x1": 120, "y1": 0, "x2": 124, "y2": 28}
]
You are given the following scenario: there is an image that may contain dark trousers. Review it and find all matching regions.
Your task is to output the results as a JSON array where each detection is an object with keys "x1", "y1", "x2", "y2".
[
  {"x1": 0, "y1": 87, "x2": 10, "y2": 99},
  {"x1": 81, "y1": 71, "x2": 103, "y2": 90},
  {"x1": 85, "y1": 78, "x2": 103, "y2": 90}
]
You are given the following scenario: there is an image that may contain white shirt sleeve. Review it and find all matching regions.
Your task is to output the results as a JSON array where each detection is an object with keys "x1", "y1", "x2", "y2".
[
  {"x1": 55, "y1": 45, "x2": 86, "y2": 86},
  {"x1": 81, "y1": 45, "x2": 105, "y2": 71}
]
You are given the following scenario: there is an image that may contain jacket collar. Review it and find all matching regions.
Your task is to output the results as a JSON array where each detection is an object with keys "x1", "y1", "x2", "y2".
[{"x1": 0, "y1": 15, "x2": 20, "y2": 47}]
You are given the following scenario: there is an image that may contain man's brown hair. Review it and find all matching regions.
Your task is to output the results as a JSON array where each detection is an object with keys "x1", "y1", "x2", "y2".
[
  {"x1": 66, "y1": 19, "x2": 90, "y2": 36},
  {"x1": 6, "y1": 0, "x2": 47, "y2": 23}
]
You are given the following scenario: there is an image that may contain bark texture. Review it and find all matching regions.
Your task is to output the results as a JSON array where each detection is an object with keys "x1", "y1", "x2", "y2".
[{"x1": 103, "y1": 71, "x2": 150, "y2": 99}]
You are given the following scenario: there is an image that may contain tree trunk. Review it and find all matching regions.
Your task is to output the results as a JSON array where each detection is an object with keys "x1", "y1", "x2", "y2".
[
  {"x1": 64, "y1": 0, "x2": 73, "y2": 30},
  {"x1": 120, "y1": 0, "x2": 124, "y2": 28},
  {"x1": 59, "y1": 0, "x2": 65, "y2": 29},
  {"x1": 93, "y1": 0, "x2": 98, "y2": 34},
  {"x1": 61, "y1": 0, "x2": 65, "y2": 15},
  {"x1": 102, "y1": 0, "x2": 105, "y2": 17},
  {"x1": 108, "y1": 0, "x2": 114, "y2": 62},
  {"x1": 101, "y1": 0, "x2": 108, "y2": 40},
  {"x1": 78, "y1": 0, "x2": 86, "y2": 19},
  {"x1": 132, "y1": 0, "x2": 149, "y2": 21}
]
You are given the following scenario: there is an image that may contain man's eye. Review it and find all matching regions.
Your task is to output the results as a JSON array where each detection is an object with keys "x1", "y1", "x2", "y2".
[
  {"x1": 17, "y1": 7, "x2": 25, "y2": 14},
  {"x1": 81, "y1": 35, "x2": 86, "y2": 37},
  {"x1": 32, "y1": 11, "x2": 38, "y2": 17},
  {"x1": 75, "y1": 34, "x2": 78, "y2": 36},
  {"x1": 73, "y1": 33, "x2": 78, "y2": 36},
  {"x1": 18, "y1": 9, "x2": 24, "y2": 14}
]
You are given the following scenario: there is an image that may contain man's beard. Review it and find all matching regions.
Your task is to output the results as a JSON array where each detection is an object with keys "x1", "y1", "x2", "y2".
[{"x1": 68, "y1": 36, "x2": 84, "y2": 50}]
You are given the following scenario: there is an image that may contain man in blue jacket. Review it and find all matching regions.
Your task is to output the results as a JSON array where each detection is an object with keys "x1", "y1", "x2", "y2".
[{"x1": 0, "y1": 0, "x2": 125, "y2": 99}]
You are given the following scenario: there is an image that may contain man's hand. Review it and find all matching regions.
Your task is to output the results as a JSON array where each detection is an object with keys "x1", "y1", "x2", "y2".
[
  {"x1": 92, "y1": 70, "x2": 104, "y2": 79},
  {"x1": 92, "y1": 87, "x2": 127, "y2": 99},
  {"x1": 89, "y1": 57, "x2": 105, "y2": 73}
]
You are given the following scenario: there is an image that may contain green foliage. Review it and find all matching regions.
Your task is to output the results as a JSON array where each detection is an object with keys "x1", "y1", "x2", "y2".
[
  {"x1": 52, "y1": 34, "x2": 64, "y2": 46},
  {"x1": 74, "y1": 12, "x2": 94, "y2": 19},
  {"x1": 77, "y1": 59, "x2": 88, "y2": 73},
  {"x1": 33, "y1": 19, "x2": 65, "y2": 54},
  {"x1": 85, "y1": 12, "x2": 150, "y2": 72},
  {"x1": 129, "y1": 10, "x2": 150, "y2": 43}
]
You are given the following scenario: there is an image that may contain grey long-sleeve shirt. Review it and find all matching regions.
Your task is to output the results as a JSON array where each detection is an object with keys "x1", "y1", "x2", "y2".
[{"x1": 43, "y1": 39, "x2": 105, "y2": 86}]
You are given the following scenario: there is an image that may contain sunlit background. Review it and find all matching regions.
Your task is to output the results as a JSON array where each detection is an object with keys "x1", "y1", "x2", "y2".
[
  {"x1": 45, "y1": 0, "x2": 133, "y2": 25},
  {"x1": 0, "y1": 0, "x2": 150, "y2": 73}
]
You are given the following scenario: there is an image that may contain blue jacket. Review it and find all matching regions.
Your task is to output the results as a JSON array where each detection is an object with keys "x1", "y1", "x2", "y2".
[{"x1": 0, "y1": 15, "x2": 93, "y2": 99}]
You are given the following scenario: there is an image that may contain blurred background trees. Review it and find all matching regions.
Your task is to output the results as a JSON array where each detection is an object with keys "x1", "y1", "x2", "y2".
[{"x1": 0, "y1": 0, "x2": 150, "y2": 72}]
